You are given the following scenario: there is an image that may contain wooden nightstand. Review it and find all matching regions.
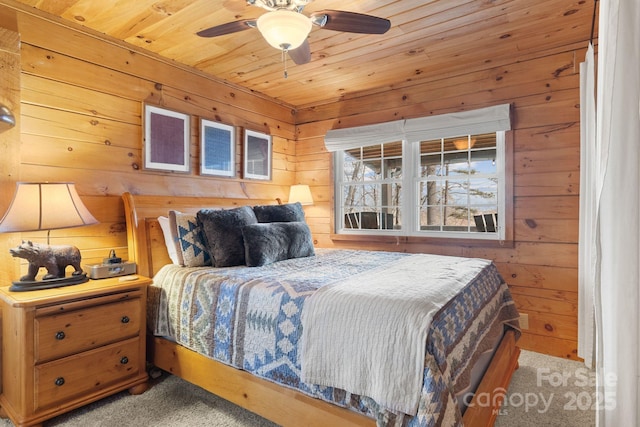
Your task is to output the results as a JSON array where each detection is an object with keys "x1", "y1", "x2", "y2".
[{"x1": 0, "y1": 275, "x2": 151, "y2": 427}]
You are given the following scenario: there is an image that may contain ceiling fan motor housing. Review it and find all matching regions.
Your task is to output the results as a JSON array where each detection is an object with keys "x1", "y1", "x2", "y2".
[
  {"x1": 257, "y1": 9, "x2": 312, "y2": 50},
  {"x1": 249, "y1": 0, "x2": 312, "y2": 12}
]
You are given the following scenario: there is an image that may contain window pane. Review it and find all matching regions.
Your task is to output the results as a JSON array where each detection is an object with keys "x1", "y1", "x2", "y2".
[
  {"x1": 420, "y1": 154, "x2": 441, "y2": 177},
  {"x1": 362, "y1": 183, "x2": 381, "y2": 205},
  {"x1": 444, "y1": 137, "x2": 466, "y2": 152},
  {"x1": 420, "y1": 206, "x2": 442, "y2": 228},
  {"x1": 442, "y1": 152, "x2": 470, "y2": 176},
  {"x1": 419, "y1": 181, "x2": 444, "y2": 206},
  {"x1": 443, "y1": 206, "x2": 471, "y2": 227},
  {"x1": 469, "y1": 178, "x2": 498, "y2": 205},
  {"x1": 343, "y1": 185, "x2": 363, "y2": 205},
  {"x1": 473, "y1": 133, "x2": 497, "y2": 149},
  {"x1": 343, "y1": 159, "x2": 365, "y2": 182},
  {"x1": 470, "y1": 149, "x2": 497, "y2": 175},
  {"x1": 420, "y1": 140, "x2": 441, "y2": 154},
  {"x1": 384, "y1": 158, "x2": 402, "y2": 179},
  {"x1": 363, "y1": 159, "x2": 382, "y2": 181},
  {"x1": 442, "y1": 179, "x2": 471, "y2": 205},
  {"x1": 362, "y1": 145, "x2": 382, "y2": 160},
  {"x1": 340, "y1": 142, "x2": 403, "y2": 231},
  {"x1": 383, "y1": 141, "x2": 402, "y2": 157}
]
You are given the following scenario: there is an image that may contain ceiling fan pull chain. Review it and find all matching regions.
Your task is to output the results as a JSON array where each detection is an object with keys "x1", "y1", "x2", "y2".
[{"x1": 282, "y1": 48, "x2": 288, "y2": 79}]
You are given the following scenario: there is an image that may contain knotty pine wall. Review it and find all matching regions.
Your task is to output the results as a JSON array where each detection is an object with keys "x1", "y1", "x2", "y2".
[
  {"x1": 295, "y1": 50, "x2": 584, "y2": 360},
  {"x1": 0, "y1": 4, "x2": 297, "y2": 281}
]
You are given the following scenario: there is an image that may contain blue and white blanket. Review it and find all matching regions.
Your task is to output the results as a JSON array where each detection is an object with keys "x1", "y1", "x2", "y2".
[{"x1": 148, "y1": 249, "x2": 520, "y2": 426}]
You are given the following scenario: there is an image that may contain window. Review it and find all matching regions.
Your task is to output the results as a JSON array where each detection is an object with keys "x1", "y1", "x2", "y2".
[
  {"x1": 328, "y1": 105, "x2": 511, "y2": 241},
  {"x1": 415, "y1": 133, "x2": 504, "y2": 238},
  {"x1": 341, "y1": 141, "x2": 403, "y2": 231}
]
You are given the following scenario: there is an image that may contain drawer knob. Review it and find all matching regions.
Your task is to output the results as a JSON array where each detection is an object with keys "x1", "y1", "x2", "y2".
[
  {"x1": 55, "y1": 377, "x2": 65, "y2": 386},
  {"x1": 55, "y1": 331, "x2": 66, "y2": 340},
  {"x1": 121, "y1": 316, "x2": 130, "y2": 324},
  {"x1": 120, "y1": 356, "x2": 129, "y2": 365}
]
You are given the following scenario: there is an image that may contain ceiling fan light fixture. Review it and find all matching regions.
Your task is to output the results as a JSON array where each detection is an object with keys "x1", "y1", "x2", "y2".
[{"x1": 257, "y1": 9, "x2": 312, "y2": 50}]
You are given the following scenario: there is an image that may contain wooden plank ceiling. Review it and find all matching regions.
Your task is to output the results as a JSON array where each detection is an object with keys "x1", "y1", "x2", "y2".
[{"x1": 13, "y1": 0, "x2": 594, "y2": 109}]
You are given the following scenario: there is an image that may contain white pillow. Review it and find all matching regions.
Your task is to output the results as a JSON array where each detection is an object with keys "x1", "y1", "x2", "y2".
[{"x1": 158, "y1": 215, "x2": 180, "y2": 265}]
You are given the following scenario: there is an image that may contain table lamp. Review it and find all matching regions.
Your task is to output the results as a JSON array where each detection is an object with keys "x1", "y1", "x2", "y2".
[
  {"x1": 0, "y1": 182, "x2": 98, "y2": 291},
  {"x1": 288, "y1": 184, "x2": 314, "y2": 205}
]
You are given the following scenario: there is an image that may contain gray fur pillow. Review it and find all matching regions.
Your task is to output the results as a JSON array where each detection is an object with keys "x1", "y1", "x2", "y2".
[
  {"x1": 253, "y1": 202, "x2": 305, "y2": 223},
  {"x1": 242, "y1": 222, "x2": 315, "y2": 267},
  {"x1": 197, "y1": 206, "x2": 258, "y2": 267}
]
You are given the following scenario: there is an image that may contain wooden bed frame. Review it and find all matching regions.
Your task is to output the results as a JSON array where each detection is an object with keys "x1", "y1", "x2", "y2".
[{"x1": 122, "y1": 192, "x2": 520, "y2": 427}]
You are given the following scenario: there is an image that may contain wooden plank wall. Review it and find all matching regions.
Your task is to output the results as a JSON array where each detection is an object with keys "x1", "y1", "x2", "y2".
[
  {"x1": 295, "y1": 48, "x2": 584, "y2": 360},
  {"x1": 0, "y1": 7, "x2": 21, "y2": 282},
  {"x1": 0, "y1": 3, "x2": 296, "y2": 279}
]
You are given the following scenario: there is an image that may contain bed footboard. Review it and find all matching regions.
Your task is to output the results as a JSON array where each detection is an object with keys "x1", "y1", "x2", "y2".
[
  {"x1": 148, "y1": 335, "x2": 374, "y2": 427},
  {"x1": 148, "y1": 330, "x2": 519, "y2": 427}
]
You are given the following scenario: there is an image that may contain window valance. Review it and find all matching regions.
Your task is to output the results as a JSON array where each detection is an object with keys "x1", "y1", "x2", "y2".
[
  {"x1": 324, "y1": 104, "x2": 511, "y2": 152},
  {"x1": 323, "y1": 120, "x2": 404, "y2": 152}
]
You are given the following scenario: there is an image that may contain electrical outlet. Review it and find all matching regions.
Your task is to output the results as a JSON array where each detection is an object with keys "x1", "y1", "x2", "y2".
[{"x1": 519, "y1": 313, "x2": 529, "y2": 330}]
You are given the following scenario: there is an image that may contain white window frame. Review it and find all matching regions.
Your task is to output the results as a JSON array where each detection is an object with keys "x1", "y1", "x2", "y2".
[{"x1": 328, "y1": 105, "x2": 511, "y2": 241}]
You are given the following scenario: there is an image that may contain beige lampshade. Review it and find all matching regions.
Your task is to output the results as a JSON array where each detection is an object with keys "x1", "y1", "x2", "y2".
[
  {"x1": 257, "y1": 10, "x2": 312, "y2": 50},
  {"x1": 288, "y1": 184, "x2": 314, "y2": 205},
  {"x1": 0, "y1": 182, "x2": 98, "y2": 233}
]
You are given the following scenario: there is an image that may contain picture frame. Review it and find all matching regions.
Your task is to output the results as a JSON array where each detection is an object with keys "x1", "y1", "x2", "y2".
[
  {"x1": 243, "y1": 129, "x2": 272, "y2": 180},
  {"x1": 143, "y1": 104, "x2": 190, "y2": 173},
  {"x1": 200, "y1": 119, "x2": 236, "y2": 177}
]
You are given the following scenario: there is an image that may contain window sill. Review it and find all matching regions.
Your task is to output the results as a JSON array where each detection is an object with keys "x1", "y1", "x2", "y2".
[{"x1": 330, "y1": 233, "x2": 515, "y2": 249}]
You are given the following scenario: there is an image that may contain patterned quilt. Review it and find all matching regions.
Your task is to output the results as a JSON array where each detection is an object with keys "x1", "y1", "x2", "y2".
[{"x1": 148, "y1": 249, "x2": 520, "y2": 426}]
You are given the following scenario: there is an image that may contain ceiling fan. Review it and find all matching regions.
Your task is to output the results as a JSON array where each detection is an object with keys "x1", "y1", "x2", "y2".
[{"x1": 196, "y1": 0, "x2": 391, "y2": 68}]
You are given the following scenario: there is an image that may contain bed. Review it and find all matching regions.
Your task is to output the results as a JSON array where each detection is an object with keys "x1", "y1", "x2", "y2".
[{"x1": 122, "y1": 192, "x2": 521, "y2": 427}]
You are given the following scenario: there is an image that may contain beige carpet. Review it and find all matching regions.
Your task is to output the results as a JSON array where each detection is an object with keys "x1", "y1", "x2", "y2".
[
  {"x1": 495, "y1": 350, "x2": 596, "y2": 427},
  {"x1": 0, "y1": 350, "x2": 595, "y2": 426}
]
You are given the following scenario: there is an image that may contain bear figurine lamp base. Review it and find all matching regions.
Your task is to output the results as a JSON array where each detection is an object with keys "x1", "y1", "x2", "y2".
[{"x1": 0, "y1": 182, "x2": 98, "y2": 291}]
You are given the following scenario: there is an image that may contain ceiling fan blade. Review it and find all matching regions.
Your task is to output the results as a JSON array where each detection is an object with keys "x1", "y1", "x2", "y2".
[
  {"x1": 196, "y1": 19, "x2": 256, "y2": 38},
  {"x1": 311, "y1": 10, "x2": 391, "y2": 34},
  {"x1": 288, "y1": 40, "x2": 311, "y2": 65}
]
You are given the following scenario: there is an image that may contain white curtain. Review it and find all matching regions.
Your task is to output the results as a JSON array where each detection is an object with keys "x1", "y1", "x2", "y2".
[
  {"x1": 590, "y1": 0, "x2": 640, "y2": 425},
  {"x1": 578, "y1": 43, "x2": 596, "y2": 369}
]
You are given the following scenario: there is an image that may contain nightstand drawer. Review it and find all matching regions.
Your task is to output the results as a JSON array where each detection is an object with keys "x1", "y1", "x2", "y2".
[
  {"x1": 35, "y1": 337, "x2": 141, "y2": 410},
  {"x1": 35, "y1": 297, "x2": 141, "y2": 363}
]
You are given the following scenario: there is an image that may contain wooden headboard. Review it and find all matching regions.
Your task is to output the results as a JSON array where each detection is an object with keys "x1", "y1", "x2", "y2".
[{"x1": 122, "y1": 192, "x2": 277, "y2": 278}]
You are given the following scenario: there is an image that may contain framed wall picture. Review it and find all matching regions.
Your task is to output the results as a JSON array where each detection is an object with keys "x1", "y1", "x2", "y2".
[
  {"x1": 200, "y1": 119, "x2": 235, "y2": 177},
  {"x1": 143, "y1": 104, "x2": 190, "y2": 173},
  {"x1": 243, "y1": 129, "x2": 272, "y2": 180}
]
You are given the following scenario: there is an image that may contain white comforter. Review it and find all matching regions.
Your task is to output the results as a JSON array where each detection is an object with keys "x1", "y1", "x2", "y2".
[{"x1": 300, "y1": 253, "x2": 491, "y2": 416}]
